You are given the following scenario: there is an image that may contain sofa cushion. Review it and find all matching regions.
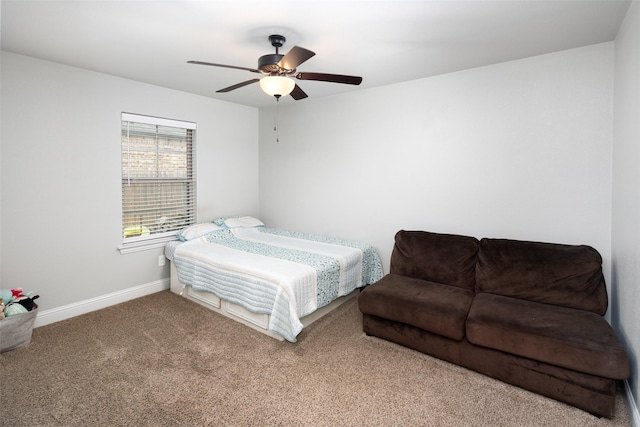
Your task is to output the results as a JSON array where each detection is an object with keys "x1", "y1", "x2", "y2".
[
  {"x1": 466, "y1": 293, "x2": 630, "y2": 379},
  {"x1": 476, "y1": 238, "x2": 607, "y2": 314},
  {"x1": 390, "y1": 230, "x2": 479, "y2": 291},
  {"x1": 358, "y1": 274, "x2": 474, "y2": 341}
]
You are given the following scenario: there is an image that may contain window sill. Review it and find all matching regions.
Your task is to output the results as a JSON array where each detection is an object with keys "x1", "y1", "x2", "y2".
[{"x1": 118, "y1": 235, "x2": 177, "y2": 254}]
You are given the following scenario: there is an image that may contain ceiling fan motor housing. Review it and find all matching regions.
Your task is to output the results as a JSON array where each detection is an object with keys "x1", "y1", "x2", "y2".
[{"x1": 258, "y1": 54, "x2": 285, "y2": 74}]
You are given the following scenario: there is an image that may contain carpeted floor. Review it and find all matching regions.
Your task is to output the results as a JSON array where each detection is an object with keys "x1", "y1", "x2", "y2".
[{"x1": 0, "y1": 290, "x2": 632, "y2": 426}]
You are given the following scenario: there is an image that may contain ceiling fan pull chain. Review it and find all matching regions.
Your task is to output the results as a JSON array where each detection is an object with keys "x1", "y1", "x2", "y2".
[{"x1": 274, "y1": 95, "x2": 281, "y2": 142}]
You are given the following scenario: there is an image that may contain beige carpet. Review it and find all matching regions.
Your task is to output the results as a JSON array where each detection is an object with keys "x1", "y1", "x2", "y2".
[{"x1": 0, "y1": 290, "x2": 632, "y2": 426}]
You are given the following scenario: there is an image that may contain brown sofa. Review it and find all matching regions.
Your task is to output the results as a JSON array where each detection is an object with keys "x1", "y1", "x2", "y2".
[{"x1": 358, "y1": 230, "x2": 630, "y2": 417}]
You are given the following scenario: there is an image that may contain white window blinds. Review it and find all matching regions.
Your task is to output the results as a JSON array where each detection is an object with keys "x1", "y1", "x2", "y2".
[{"x1": 120, "y1": 113, "x2": 196, "y2": 252}]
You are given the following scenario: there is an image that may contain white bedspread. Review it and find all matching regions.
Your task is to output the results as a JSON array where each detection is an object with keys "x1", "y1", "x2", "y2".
[{"x1": 171, "y1": 227, "x2": 383, "y2": 342}]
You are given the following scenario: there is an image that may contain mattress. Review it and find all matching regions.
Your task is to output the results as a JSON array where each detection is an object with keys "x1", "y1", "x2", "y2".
[{"x1": 167, "y1": 225, "x2": 383, "y2": 342}]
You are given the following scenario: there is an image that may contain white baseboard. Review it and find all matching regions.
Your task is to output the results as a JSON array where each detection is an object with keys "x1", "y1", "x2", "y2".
[
  {"x1": 624, "y1": 379, "x2": 640, "y2": 427},
  {"x1": 33, "y1": 279, "x2": 170, "y2": 328}
]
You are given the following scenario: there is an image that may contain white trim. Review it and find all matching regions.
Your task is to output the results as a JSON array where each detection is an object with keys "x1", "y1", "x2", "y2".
[
  {"x1": 624, "y1": 379, "x2": 640, "y2": 427},
  {"x1": 122, "y1": 112, "x2": 196, "y2": 129},
  {"x1": 33, "y1": 279, "x2": 170, "y2": 328},
  {"x1": 118, "y1": 235, "x2": 177, "y2": 254}
]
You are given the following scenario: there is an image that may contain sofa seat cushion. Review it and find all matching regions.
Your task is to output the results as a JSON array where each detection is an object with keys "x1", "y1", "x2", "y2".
[
  {"x1": 358, "y1": 274, "x2": 475, "y2": 341},
  {"x1": 466, "y1": 293, "x2": 630, "y2": 379}
]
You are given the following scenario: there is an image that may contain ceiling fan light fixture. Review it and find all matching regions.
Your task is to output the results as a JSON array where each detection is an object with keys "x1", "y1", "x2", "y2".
[
  {"x1": 189, "y1": 34, "x2": 361, "y2": 101},
  {"x1": 260, "y1": 76, "x2": 295, "y2": 98}
]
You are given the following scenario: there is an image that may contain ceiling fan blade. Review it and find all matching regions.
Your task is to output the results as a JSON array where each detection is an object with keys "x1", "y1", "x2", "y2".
[
  {"x1": 290, "y1": 84, "x2": 308, "y2": 100},
  {"x1": 278, "y1": 46, "x2": 316, "y2": 71},
  {"x1": 295, "y1": 72, "x2": 362, "y2": 85},
  {"x1": 216, "y1": 79, "x2": 260, "y2": 93},
  {"x1": 188, "y1": 60, "x2": 260, "y2": 74}
]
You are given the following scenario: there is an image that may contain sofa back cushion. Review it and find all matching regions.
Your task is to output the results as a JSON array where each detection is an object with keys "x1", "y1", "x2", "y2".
[
  {"x1": 390, "y1": 230, "x2": 479, "y2": 291},
  {"x1": 476, "y1": 238, "x2": 607, "y2": 315}
]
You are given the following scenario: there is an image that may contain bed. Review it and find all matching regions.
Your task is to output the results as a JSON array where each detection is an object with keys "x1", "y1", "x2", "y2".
[{"x1": 164, "y1": 216, "x2": 384, "y2": 342}]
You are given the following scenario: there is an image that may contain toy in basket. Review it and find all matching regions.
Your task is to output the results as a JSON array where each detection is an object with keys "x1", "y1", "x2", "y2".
[{"x1": 0, "y1": 288, "x2": 39, "y2": 353}]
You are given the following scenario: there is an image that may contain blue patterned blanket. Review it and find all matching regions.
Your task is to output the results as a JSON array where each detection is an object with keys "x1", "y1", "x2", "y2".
[{"x1": 172, "y1": 227, "x2": 383, "y2": 342}]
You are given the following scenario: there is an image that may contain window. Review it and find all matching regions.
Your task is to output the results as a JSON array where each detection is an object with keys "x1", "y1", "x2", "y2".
[{"x1": 120, "y1": 113, "x2": 196, "y2": 253}]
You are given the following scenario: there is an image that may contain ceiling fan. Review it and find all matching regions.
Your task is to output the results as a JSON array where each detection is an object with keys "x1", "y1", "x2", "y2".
[{"x1": 188, "y1": 34, "x2": 363, "y2": 100}]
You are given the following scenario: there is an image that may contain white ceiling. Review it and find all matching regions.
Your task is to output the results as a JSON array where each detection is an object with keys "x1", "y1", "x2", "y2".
[{"x1": 1, "y1": 0, "x2": 631, "y2": 108}]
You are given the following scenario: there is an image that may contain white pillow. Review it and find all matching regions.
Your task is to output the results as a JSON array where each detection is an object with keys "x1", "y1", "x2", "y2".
[
  {"x1": 177, "y1": 223, "x2": 223, "y2": 241},
  {"x1": 224, "y1": 216, "x2": 265, "y2": 228}
]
